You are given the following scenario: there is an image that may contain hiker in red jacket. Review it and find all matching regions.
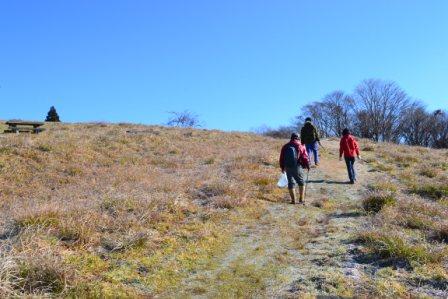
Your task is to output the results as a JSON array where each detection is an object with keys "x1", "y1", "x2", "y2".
[
  {"x1": 279, "y1": 133, "x2": 310, "y2": 204},
  {"x1": 339, "y1": 128, "x2": 361, "y2": 184}
]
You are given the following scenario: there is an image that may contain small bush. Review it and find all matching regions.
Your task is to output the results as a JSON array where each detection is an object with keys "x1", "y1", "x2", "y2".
[
  {"x1": 411, "y1": 184, "x2": 448, "y2": 200},
  {"x1": 362, "y1": 192, "x2": 396, "y2": 213},
  {"x1": 18, "y1": 257, "x2": 67, "y2": 294},
  {"x1": 253, "y1": 177, "x2": 270, "y2": 187},
  {"x1": 196, "y1": 182, "x2": 235, "y2": 199},
  {"x1": 356, "y1": 231, "x2": 439, "y2": 264},
  {"x1": 204, "y1": 158, "x2": 215, "y2": 165},
  {"x1": 362, "y1": 145, "x2": 375, "y2": 151},
  {"x1": 419, "y1": 167, "x2": 438, "y2": 178},
  {"x1": 368, "y1": 182, "x2": 398, "y2": 193},
  {"x1": 37, "y1": 144, "x2": 52, "y2": 152},
  {"x1": 212, "y1": 196, "x2": 248, "y2": 209},
  {"x1": 403, "y1": 214, "x2": 432, "y2": 230},
  {"x1": 430, "y1": 224, "x2": 448, "y2": 243},
  {"x1": 374, "y1": 163, "x2": 394, "y2": 172},
  {"x1": 16, "y1": 211, "x2": 60, "y2": 228}
]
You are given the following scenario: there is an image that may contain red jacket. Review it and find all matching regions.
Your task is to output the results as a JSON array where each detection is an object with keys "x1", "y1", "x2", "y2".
[
  {"x1": 339, "y1": 134, "x2": 360, "y2": 158},
  {"x1": 279, "y1": 140, "x2": 309, "y2": 171}
]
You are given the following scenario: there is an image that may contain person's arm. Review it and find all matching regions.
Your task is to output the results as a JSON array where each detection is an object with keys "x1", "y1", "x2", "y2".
[
  {"x1": 353, "y1": 138, "x2": 361, "y2": 158},
  {"x1": 279, "y1": 145, "x2": 285, "y2": 172},
  {"x1": 339, "y1": 138, "x2": 344, "y2": 160}
]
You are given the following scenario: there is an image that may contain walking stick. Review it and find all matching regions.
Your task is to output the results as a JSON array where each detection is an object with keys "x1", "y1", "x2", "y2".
[
  {"x1": 304, "y1": 168, "x2": 310, "y2": 201},
  {"x1": 317, "y1": 140, "x2": 325, "y2": 151}
]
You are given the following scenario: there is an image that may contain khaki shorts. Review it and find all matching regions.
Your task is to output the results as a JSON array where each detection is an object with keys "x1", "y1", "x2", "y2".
[{"x1": 285, "y1": 166, "x2": 304, "y2": 188}]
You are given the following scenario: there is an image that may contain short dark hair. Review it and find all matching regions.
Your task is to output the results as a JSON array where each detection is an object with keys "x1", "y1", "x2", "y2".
[
  {"x1": 290, "y1": 133, "x2": 299, "y2": 140},
  {"x1": 305, "y1": 117, "x2": 312, "y2": 122},
  {"x1": 342, "y1": 128, "x2": 350, "y2": 136}
]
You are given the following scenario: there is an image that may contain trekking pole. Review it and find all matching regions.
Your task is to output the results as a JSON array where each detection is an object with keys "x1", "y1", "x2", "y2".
[
  {"x1": 317, "y1": 140, "x2": 325, "y2": 151},
  {"x1": 304, "y1": 169, "x2": 310, "y2": 201}
]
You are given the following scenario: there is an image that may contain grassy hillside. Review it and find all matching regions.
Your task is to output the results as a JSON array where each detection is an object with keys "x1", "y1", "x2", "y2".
[
  {"x1": 0, "y1": 123, "x2": 447, "y2": 297},
  {"x1": 354, "y1": 140, "x2": 448, "y2": 297},
  {"x1": 0, "y1": 123, "x2": 282, "y2": 297}
]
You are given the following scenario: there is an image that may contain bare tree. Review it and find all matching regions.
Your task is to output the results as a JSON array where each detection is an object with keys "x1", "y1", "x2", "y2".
[
  {"x1": 296, "y1": 91, "x2": 354, "y2": 137},
  {"x1": 430, "y1": 110, "x2": 448, "y2": 148},
  {"x1": 285, "y1": 79, "x2": 447, "y2": 148},
  {"x1": 322, "y1": 91, "x2": 354, "y2": 136},
  {"x1": 255, "y1": 125, "x2": 296, "y2": 139},
  {"x1": 297, "y1": 102, "x2": 331, "y2": 137},
  {"x1": 166, "y1": 110, "x2": 201, "y2": 128},
  {"x1": 400, "y1": 101, "x2": 432, "y2": 146},
  {"x1": 353, "y1": 79, "x2": 410, "y2": 142}
]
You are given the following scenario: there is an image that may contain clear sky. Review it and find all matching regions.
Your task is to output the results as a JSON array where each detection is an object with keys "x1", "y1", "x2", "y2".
[{"x1": 1, "y1": 1, "x2": 447, "y2": 131}]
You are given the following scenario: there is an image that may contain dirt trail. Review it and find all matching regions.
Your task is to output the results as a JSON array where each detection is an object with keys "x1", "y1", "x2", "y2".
[{"x1": 165, "y1": 140, "x2": 374, "y2": 297}]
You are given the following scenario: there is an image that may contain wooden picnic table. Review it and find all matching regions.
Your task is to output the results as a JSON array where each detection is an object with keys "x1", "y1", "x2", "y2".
[{"x1": 4, "y1": 120, "x2": 45, "y2": 134}]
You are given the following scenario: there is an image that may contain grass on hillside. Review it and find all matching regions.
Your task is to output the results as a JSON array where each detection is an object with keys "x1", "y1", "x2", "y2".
[
  {"x1": 1, "y1": 123, "x2": 447, "y2": 297},
  {"x1": 355, "y1": 139, "x2": 448, "y2": 295},
  {"x1": 0, "y1": 123, "x2": 284, "y2": 297}
]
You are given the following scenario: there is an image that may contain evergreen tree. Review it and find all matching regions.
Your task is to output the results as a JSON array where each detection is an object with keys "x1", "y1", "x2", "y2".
[{"x1": 45, "y1": 106, "x2": 61, "y2": 122}]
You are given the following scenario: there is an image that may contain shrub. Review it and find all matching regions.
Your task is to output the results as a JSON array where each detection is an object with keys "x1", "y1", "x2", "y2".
[
  {"x1": 368, "y1": 182, "x2": 398, "y2": 193},
  {"x1": 16, "y1": 211, "x2": 60, "y2": 228},
  {"x1": 374, "y1": 163, "x2": 394, "y2": 172},
  {"x1": 430, "y1": 224, "x2": 448, "y2": 243},
  {"x1": 362, "y1": 145, "x2": 375, "y2": 151},
  {"x1": 17, "y1": 257, "x2": 67, "y2": 294},
  {"x1": 362, "y1": 192, "x2": 396, "y2": 213},
  {"x1": 356, "y1": 231, "x2": 439, "y2": 264},
  {"x1": 419, "y1": 167, "x2": 438, "y2": 178},
  {"x1": 45, "y1": 106, "x2": 61, "y2": 122},
  {"x1": 0, "y1": 255, "x2": 19, "y2": 297},
  {"x1": 411, "y1": 184, "x2": 448, "y2": 200}
]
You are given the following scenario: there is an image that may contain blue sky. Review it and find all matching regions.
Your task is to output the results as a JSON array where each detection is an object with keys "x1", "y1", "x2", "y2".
[{"x1": 0, "y1": 1, "x2": 447, "y2": 131}]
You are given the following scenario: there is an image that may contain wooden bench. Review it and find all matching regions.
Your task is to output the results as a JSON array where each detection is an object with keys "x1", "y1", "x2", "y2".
[{"x1": 4, "y1": 120, "x2": 45, "y2": 134}]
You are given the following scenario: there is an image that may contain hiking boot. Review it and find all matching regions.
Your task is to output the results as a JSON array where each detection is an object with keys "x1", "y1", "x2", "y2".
[
  {"x1": 349, "y1": 180, "x2": 355, "y2": 184},
  {"x1": 299, "y1": 200, "x2": 305, "y2": 205},
  {"x1": 291, "y1": 200, "x2": 296, "y2": 204}
]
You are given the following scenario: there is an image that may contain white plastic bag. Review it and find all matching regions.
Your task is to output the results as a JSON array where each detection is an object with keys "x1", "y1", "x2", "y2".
[{"x1": 277, "y1": 172, "x2": 288, "y2": 188}]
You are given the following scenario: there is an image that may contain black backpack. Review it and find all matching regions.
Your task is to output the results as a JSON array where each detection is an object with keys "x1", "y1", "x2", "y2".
[{"x1": 283, "y1": 144, "x2": 298, "y2": 168}]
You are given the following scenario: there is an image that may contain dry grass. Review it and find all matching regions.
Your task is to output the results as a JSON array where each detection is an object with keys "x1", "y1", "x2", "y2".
[
  {"x1": 0, "y1": 123, "x2": 281, "y2": 296},
  {"x1": 362, "y1": 191, "x2": 396, "y2": 213},
  {"x1": 2, "y1": 124, "x2": 447, "y2": 297},
  {"x1": 356, "y1": 140, "x2": 448, "y2": 295}
]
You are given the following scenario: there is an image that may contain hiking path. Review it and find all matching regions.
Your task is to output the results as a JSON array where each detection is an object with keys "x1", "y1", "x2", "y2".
[{"x1": 164, "y1": 140, "x2": 374, "y2": 297}]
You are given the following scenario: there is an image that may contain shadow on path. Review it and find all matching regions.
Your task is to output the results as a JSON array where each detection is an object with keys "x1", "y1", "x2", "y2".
[
  {"x1": 325, "y1": 180, "x2": 350, "y2": 185},
  {"x1": 307, "y1": 179, "x2": 325, "y2": 184},
  {"x1": 329, "y1": 211, "x2": 364, "y2": 219}
]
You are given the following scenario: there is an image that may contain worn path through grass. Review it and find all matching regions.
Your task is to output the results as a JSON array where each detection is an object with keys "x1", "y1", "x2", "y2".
[{"x1": 164, "y1": 140, "x2": 375, "y2": 297}]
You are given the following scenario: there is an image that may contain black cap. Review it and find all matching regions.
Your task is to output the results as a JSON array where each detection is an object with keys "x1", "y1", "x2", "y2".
[
  {"x1": 305, "y1": 117, "x2": 312, "y2": 122},
  {"x1": 342, "y1": 128, "x2": 350, "y2": 135},
  {"x1": 290, "y1": 133, "x2": 299, "y2": 140}
]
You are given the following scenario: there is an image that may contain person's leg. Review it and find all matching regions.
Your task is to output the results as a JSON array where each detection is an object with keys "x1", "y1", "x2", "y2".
[
  {"x1": 348, "y1": 158, "x2": 355, "y2": 183},
  {"x1": 286, "y1": 169, "x2": 296, "y2": 203},
  {"x1": 313, "y1": 141, "x2": 319, "y2": 165},
  {"x1": 344, "y1": 157, "x2": 353, "y2": 182},
  {"x1": 288, "y1": 188, "x2": 296, "y2": 204},
  {"x1": 293, "y1": 167, "x2": 305, "y2": 203},
  {"x1": 305, "y1": 144, "x2": 313, "y2": 164},
  {"x1": 351, "y1": 158, "x2": 356, "y2": 181}
]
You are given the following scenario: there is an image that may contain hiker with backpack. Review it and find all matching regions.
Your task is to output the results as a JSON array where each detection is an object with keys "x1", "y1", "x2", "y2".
[
  {"x1": 339, "y1": 128, "x2": 361, "y2": 184},
  {"x1": 279, "y1": 133, "x2": 310, "y2": 204},
  {"x1": 300, "y1": 117, "x2": 320, "y2": 166}
]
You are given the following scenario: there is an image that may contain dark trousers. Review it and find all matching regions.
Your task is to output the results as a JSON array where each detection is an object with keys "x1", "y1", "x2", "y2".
[{"x1": 344, "y1": 157, "x2": 356, "y2": 182}]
